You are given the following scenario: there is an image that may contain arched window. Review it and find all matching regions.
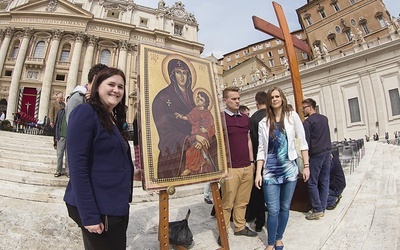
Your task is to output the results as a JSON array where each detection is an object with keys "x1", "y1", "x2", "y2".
[
  {"x1": 33, "y1": 41, "x2": 45, "y2": 58},
  {"x1": 100, "y1": 49, "x2": 111, "y2": 66},
  {"x1": 60, "y1": 44, "x2": 70, "y2": 62},
  {"x1": 11, "y1": 45, "x2": 19, "y2": 58}
]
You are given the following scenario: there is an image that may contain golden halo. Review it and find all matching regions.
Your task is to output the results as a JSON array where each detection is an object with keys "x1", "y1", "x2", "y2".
[
  {"x1": 193, "y1": 87, "x2": 213, "y2": 111},
  {"x1": 161, "y1": 54, "x2": 197, "y2": 88}
]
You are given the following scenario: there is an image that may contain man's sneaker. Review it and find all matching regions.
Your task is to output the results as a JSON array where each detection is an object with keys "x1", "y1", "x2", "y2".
[
  {"x1": 305, "y1": 211, "x2": 324, "y2": 220},
  {"x1": 204, "y1": 197, "x2": 213, "y2": 204},
  {"x1": 233, "y1": 226, "x2": 257, "y2": 237}
]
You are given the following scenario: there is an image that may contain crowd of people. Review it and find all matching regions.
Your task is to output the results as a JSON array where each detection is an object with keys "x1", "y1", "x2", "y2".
[
  {"x1": 213, "y1": 86, "x2": 346, "y2": 249},
  {"x1": 1, "y1": 59, "x2": 351, "y2": 249},
  {"x1": 2, "y1": 58, "x2": 349, "y2": 248},
  {"x1": 56, "y1": 75, "x2": 346, "y2": 249}
]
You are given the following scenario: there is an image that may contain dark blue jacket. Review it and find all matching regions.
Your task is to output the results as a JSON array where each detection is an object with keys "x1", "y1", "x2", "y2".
[
  {"x1": 64, "y1": 103, "x2": 134, "y2": 226},
  {"x1": 303, "y1": 113, "x2": 332, "y2": 157}
]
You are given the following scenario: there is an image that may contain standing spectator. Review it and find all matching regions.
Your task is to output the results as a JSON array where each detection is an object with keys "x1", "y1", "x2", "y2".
[
  {"x1": 64, "y1": 67, "x2": 134, "y2": 249},
  {"x1": 302, "y1": 98, "x2": 332, "y2": 220},
  {"x1": 326, "y1": 151, "x2": 346, "y2": 210},
  {"x1": 132, "y1": 114, "x2": 142, "y2": 181},
  {"x1": 239, "y1": 105, "x2": 250, "y2": 117},
  {"x1": 0, "y1": 110, "x2": 5, "y2": 122},
  {"x1": 246, "y1": 91, "x2": 267, "y2": 232},
  {"x1": 255, "y1": 86, "x2": 309, "y2": 250},
  {"x1": 48, "y1": 92, "x2": 64, "y2": 127},
  {"x1": 53, "y1": 102, "x2": 68, "y2": 177},
  {"x1": 218, "y1": 86, "x2": 257, "y2": 245}
]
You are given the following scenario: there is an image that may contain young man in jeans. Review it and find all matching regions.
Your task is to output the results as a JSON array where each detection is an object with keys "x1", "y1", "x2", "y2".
[{"x1": 302, "y1": 98, "x2": 332, "y2": 220}]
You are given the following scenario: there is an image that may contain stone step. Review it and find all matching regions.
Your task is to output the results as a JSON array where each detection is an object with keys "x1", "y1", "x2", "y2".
[
  {"x1": 0, "y1": 148, "x2": 57, "y2": 165},
  {"x1": 0, "y1": 143, "x2": 55, "y2": 155},
  {"x1": 0, "y1": 157, "x2": 56, "y2": 174},
  {"x1": 0, "y1": 179, "x2": 65, "y2": 203},
  {"x1": 0, "y1": 131, "x2": 54, "y2": 144},
  {"x1": 0, "y1": 130, "x2": 203, "y2": 204},
  {"x1": 0, "y1": 167, "x2": 68, "y2": 187},
  {"x1": 0, "y1": 178, "x2": 204, "y2": 204}
]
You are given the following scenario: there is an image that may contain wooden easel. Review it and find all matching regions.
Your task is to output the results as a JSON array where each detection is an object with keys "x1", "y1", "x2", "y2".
[{"x1": 158, "y1": 182, "x2": 229, "y2": 250}]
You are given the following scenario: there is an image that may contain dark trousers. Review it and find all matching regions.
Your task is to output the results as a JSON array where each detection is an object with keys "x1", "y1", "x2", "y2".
[
  {"x1": 307, "y1": 152, "x2": 330, "y2": 213},
  {"x1": 67, "y1": 203, "x2": 129, "y2": 250},
  {"x1": 245, "y1": 178, "x2": 266, "y2": 229}
]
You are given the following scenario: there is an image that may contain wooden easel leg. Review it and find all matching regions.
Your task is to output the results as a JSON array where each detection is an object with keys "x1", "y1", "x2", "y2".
[
  {"x1": 159, "y1": 190, "x2": 169, "y2": 249},
  {"x1": 211, "y1": 182, "x2": 229, "y2": 250}
]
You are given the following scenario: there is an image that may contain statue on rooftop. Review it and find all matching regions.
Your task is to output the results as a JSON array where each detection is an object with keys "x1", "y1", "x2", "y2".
[
  {"x1": 356, "y1": 28, "x2": 365, "y2": 43},
  {"x1": 322, "y1": 42, "x2": 329, "y2": 55},
  {"x1": 261, "y1": 66, "x2": 268, "y2": 77}
]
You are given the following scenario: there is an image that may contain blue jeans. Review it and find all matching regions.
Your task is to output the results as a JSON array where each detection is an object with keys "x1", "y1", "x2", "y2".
[
  {"x1": 263, "y1": 180, "x2": 297, "y2": 246},
  {"x1": 307, "y1": 152, "x2": 330, "y2": 212}
]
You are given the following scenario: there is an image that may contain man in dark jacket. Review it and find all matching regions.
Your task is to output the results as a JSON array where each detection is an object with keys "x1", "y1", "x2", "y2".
[
  {"x1": 53, "y1": 102, "x2": 68, "y2": 177},
  {"x1": 302, "y1": 98, "x2": 332, "y2": 220}
]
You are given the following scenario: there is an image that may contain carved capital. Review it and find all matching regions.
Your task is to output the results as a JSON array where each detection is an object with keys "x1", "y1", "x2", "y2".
[
  {"x1": 87, "y1": 35, "x2": 99, "y2": 46},
  {"x1": 118, "y1": 40, "x2": 129, "y2": 50},
  {"x1": 5, "y1": 27, "x2": 15, "y2": 37},
  {"x1": 130, "y1": 44, "x2": 138, "y2": 52},
  {"x1": 22, "y1": 27, "x2": 34, "y2": 38},
  {"x1": 52, "y1": 29, "x2": 63, "y2": 41},
  {"x1": 74, "y1": 31, "x2": 86, "y2": 42}
]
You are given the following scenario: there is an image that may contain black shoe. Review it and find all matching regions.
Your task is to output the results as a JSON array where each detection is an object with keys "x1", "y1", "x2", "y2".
[
  {"x1": 327, "y1": 196, "x2": 341, "y2": 210},
  {"x1": 54, "y1": 173, "x2": 61, "y2": 177},
  {"x1": 255, "y1": 226, "x2": 263, "y2": 232},
  {"x1": 217, "y1": 236, "x2": 221, "y2": 246},
  {"x1": 204, "y1": 197, "x2": 213, "y2": 204},
  {"x1": 234, "y1": 226, "x2": 257, "y2": 237}
]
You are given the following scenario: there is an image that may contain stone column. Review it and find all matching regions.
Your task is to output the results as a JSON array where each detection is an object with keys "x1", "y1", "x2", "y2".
[
  {"x1": 38, "y1": 29, "x2": 63, "y2": 121},
  {"x1": 127, "y1": 44, "x2": 138, "y2": 122},
  {"x1": 80, "y1": 35, "x2": 98, "y2": 86},
  {"x1": 0, "y1": 27, "x2": 14, "y2": 74},
  {"x1": 117, "y1": 40, "x2": 129, "y2": 73},
  {"x1": 6, "y1": 27, "x2": 33, "y2": 120},
  {"x1": 66, "y1": 32, "x2": 85, "y2": 95}
]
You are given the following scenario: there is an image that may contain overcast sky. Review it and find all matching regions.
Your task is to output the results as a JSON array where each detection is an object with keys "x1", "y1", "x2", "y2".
[{"x1": 135, "y1": 0, "x2": 400, "y2": 58}]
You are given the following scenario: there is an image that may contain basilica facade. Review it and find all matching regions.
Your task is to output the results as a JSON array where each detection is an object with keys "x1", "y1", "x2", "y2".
[{"x1": 0, "y1": 0, "x2": 202, "y2": 124}]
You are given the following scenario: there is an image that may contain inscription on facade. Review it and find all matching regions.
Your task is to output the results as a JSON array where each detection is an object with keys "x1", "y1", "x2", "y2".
[
  {"x1": 132, "y1": 35, "x2": 164, "y2": 43},
  {"x1": 12, "y1": 18, "x2": 85, "y2": 27},
  {"x1": 88, "y1": 25, "x2": 129, "y2": 35}
]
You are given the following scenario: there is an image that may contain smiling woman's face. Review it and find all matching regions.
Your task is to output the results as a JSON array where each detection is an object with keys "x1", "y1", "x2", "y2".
[{"x1": 98, "y1": 74, "x2": 125, "y2": 112}]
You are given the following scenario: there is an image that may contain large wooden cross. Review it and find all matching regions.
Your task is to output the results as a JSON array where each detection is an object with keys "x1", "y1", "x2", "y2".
[{"x1": 252, "y1": 2, "x2": 309, "y2": 120}]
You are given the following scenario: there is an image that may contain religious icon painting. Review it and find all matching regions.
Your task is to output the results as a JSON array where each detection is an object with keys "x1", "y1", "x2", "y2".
[{"x1": 138, "y1": 44, "x2": 228, "y2": 190}]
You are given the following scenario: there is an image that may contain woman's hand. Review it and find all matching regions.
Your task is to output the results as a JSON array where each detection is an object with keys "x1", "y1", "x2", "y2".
[
  {"x1": 302, "y1": 167, "x2": 310, "y2": 182},
  {"x1": 255, "y1": 173, "x2": 263, "y2": 190},
  {"x1": 85, "y1": 223, "x2": 104, "y2": 234}
]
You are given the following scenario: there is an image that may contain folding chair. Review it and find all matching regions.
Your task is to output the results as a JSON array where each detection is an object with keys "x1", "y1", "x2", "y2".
[{"x1": 340, "y1": 145, "x2": 354, "y2": 174}]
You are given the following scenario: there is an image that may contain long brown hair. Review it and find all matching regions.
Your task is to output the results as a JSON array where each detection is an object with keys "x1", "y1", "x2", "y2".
[
  {"x1": 265, "y1": 86, "x2": 290, "y2": 137},
  {"x1": 89, "y1": 67, "x2": 128, "y2": 140}
]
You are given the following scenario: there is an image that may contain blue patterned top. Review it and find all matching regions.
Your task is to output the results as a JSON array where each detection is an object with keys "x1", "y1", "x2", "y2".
[{"x1": 263, "y1": 122, "x2": 298, "y2": 185}]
